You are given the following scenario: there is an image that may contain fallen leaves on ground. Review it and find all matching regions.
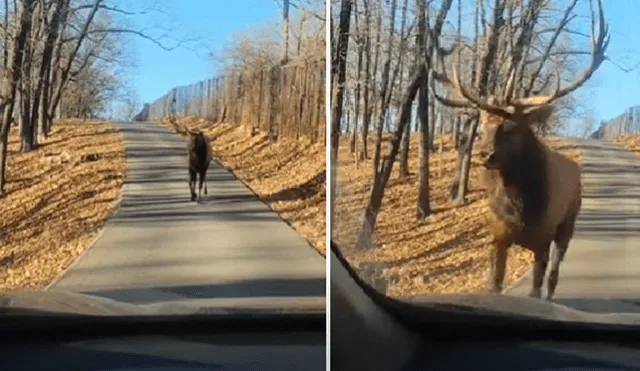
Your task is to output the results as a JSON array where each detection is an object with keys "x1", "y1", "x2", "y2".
[
  {"x1": 0, "y1": 120, "x2": 126, "y2": 291},
  {"x1": 159, "y1": 117, "x2": 326, "y2": 256},
  {"x1": 334, "y1": 133, "x2": 581, "y2": 298},
  {"x1": 613, "y1": 134, "x2": 640, "y2": 155}
]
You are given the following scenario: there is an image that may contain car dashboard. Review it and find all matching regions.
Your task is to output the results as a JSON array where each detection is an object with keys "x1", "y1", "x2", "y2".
[
  {"x1": 0, "y1": 331, "x2": 325, "y2": 371},
  {"x1": 330, "y1": 243, "x2": 640, "y2": 371},
  {"x1": 406, "y1": 340, "x2": 640, "y2": 371}
]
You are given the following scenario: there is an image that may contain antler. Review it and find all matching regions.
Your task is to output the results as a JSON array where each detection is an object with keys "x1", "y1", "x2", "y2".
[
  {"x1": 430, "y1": 44, "x2": 516, "y2": 120},
  {"x1": 509, "y1": 0, "x2": 609, "y2": 109},
  {"x1": 432, "y1": 0, "x2": 609, "y2": 117},
  {"x1": 167, "y1": 117, "x2": 200, "y2": 136}
]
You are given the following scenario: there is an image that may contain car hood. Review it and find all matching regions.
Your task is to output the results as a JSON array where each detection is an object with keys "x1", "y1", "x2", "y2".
[
  {"x1": 409, "y1": 294, "x2": 640, "y2": 325},
  {"x1": 0, "y1": 290, "x2": 326, "y2": 316}
]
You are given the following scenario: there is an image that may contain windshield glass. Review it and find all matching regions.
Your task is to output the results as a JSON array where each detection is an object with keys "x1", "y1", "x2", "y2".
[
  {"x1": 330, "y1": 0, "x2": 640, "y2": 319},
  {"x1": 0, "y1": 0, "x2": 326, "y2": 317}
]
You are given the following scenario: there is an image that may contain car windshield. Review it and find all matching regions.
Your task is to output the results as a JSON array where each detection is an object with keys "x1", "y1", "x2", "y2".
[
  {"x1": 0, "y1": 0, "x2": 326, "y2": 318},
  {"x1": 330, "y1": 0, "x2": 640, "y2": 320}
]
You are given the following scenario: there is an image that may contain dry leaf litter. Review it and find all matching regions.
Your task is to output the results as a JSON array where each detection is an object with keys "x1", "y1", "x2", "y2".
[
  {"x1": 333, "y1": 133, "x2": 581, "y2": 298},
  {"x1": 1, "y1": 120, "x2": 125, "y2": 291}
]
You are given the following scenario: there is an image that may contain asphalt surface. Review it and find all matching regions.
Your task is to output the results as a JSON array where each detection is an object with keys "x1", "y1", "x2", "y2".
[
  {"x1": 47, "y1": 121, "x2": 325, "y2": 308},
  {"x1": 507, "y1": 138, "x2": 640, "y2": 313}
]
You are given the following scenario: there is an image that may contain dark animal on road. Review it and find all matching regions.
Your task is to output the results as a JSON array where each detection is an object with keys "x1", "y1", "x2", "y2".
[
  {"x1": 431, "y1": 0, "x2": 608, "y2": 300},
  {"x1": 186, "y1": 129, "x2": 212, "y2": 202}
]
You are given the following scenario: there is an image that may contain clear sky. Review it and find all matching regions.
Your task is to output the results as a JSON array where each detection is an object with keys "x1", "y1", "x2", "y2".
[
  {"x1": 529, "y1": 0, "x2": 640, "y2": 135},
  {"x1": 580, "y1": 0, "x2": 640, "y2": 123},
  {"x1": 128, "y1": 0, "x2": 282, "y2": 105}
]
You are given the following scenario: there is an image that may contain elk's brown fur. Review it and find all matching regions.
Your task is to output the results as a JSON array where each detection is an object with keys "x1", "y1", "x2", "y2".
[
  {"x1": 186, "y1": 130, "x2": 212, "y2": 202},
  {"x1": 430, "y1": 0, "x2": 608, "y2": 300},
  {"x1": 169, "y1": 117, "x2": 213, "y2": 202},
  {"x1": 478, "y1": 110, "x2": 582, "y2": 300}
]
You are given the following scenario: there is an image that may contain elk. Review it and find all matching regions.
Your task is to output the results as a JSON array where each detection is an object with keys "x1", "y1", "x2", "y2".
[
  {"x1": 169, "y1": 118, "x2": 213, "y2": 202},
  {"x1": 431, "y1": 0, "x2": 608, "y2": 300},
  {"x1": 186, "y1": 129, "x2": 212, "y2": 202}
]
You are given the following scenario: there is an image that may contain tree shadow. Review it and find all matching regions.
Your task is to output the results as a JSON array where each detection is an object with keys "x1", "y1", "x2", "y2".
[
  {"x1": 44, "y1": 128, "x2": 120, "y2": 147},
  {"x1": 79, "y1": 278, "x2": 327, "y2": 304},
  {"x1": 265, "y1": 170, "x2": 325, "y2": 203}
]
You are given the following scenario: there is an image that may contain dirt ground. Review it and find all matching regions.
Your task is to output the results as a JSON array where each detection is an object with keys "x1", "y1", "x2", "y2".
[
  {"x1": 333, "y1": 133, "x2": 581, "y2": 298},
  {"x1": 0, "y1": 120, "x2": 126, "y2": 291},
  {"x1": 613, "y1": 134, "x2": 640, "y2": 154},
  {"x1": 159, "y1": 117, "x2": 326, "y2": 256}
]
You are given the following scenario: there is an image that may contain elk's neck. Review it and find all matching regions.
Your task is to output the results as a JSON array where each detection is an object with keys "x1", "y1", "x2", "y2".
[{"x1": 483, "y1": 140, "x2": 549, "y2": 228}]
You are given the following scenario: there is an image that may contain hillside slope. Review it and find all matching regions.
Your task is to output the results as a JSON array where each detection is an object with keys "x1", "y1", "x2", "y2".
[
  {"x1": 334, "y1": 133, "x2": 581, "y2": 297},
  {"x1": 0, "y1": 120, "x2": 125, "y2": 291},
  {"x1": 614, "y1": 134, "x2": 640, "y2": 155}
]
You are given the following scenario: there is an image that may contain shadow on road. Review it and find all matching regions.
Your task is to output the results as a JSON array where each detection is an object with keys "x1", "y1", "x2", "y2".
[
  {"x1": 82, "y1": 278, "x2": 326, "y2": 304},
  {"x1": 581, "y1": 165, "x2": 640, "y2": 174},
  {"x1": 118, "y1": 122, "x2": 175, "y2": 136},
  {"x1": 112, "y1": 206, "x2": 276, "y2": 223}
]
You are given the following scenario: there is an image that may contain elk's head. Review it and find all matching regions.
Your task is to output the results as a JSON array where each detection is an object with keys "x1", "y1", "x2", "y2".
[
  {"x1": 187, "y1": 129, "x2": 203, "y2": 140},
  {"x1": 431, "y1": 0, "x2": 609, "y2": 171}
]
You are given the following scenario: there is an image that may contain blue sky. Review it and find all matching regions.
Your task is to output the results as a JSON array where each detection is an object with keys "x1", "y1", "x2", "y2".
[
  {"x1": 128, "y1": 0, "x2": 282, "y2": 105},
  {"x1": 567, "y1": 0, "x2": 640, "y2": 130}
]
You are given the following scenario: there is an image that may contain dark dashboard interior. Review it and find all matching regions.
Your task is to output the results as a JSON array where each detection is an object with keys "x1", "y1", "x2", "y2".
[
  {"x1": 330, "y1": 241, "x2": 640, "y2": 371},
  {"x1": 0, "y1": 314, "x2": 325, "y2": 371}
]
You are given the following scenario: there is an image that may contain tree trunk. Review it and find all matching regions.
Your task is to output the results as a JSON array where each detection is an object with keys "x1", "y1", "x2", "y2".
[
  {"x1": 371, "y1": 0, "x2": 397, "y2": 182},
  {"x1": 428, "y1": 98, "x2": 436, "y2": 150},
  {"x1": 349, "y1": 37, "x2": 363, "y2": 154},
  {"x1": 355, "y1": 68, "x2": 423, "y2": 251},
  {"x1": 33, "y1": 0, "x2": 65, "y2": 143},
  {"x1": 359, "y1": 0, "x2": 372, "y2": 160},
  {"x1": 450, "y1": 116, "x2": 479, "y2": 205},
  {"x1": 280, "y1": 0, "x2": 290, "y2": 65},
  {"x1": 0, "y1": 0, "x2": 36, "y2": 195},
  {"x1": 47, "y1": 0, "x2": 100, "y2": 135},
  {"x1": 396, "y1": 0, "x2": 410, "y2": 180},
  {"x1": 330, "y1": 0, "x2": 352, "y2": 240},
  {"x1": 398, "y1": 108, "x2": 411, "y2": 179},
  {"x1": 416, "y1": 73, "x2": 431, "y2": 220}
]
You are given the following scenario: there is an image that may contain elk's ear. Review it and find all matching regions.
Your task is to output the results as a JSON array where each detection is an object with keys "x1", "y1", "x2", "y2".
[{"x1": 520, "y1": 104, "x2": 555, "y2": 126}]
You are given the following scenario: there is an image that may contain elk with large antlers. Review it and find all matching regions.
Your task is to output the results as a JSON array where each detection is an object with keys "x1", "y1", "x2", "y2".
[
  {"x1": 432, "y1": 0, "x2": 609, "y2": 300},
  {"x1": 168, "y1": 118, "x2": 213, "y2": 202}
]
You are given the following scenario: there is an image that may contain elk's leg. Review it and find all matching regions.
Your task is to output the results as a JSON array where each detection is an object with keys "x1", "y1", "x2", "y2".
[
  {"x1": 202, "y1": 168, "x2": 208, "y2": 196},
  {"x1": 189, "y1": 168, "x2": 197, "y2": 201},
  {"x1": 547, "y1": 215, "x2": 577, "y2": 300},
  {"x1": 197, "y1": 169, "x2": 206, "y2": 202},
  {"x1": 487, "y1": 235, "x2": 511, "y2": 294},
  {"x1": 529, "y1": 242, "x2": 550, "y2": 299}
]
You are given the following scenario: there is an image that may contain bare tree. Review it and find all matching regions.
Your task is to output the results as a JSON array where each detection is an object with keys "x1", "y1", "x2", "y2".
[
  {"x1": 0, "y1": 0, "x2": 38, "y2": 194},
  {"x1": 0, "y1": 0, "x2": 195, "y2": 198},
  {"x1": 331, "y1": 0, "x2": 352, "y2": 238},
  {"x1": 416, "y1": 0, "x2": 453, "y2": 221},
  {"x1": 353, "y1": 0, "x2": 428, "y2": 251}
]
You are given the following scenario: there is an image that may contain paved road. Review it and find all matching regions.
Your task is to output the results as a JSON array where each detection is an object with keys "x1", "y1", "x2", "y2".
[
  {"x1": 508, "y1": 138, "x2": 640, "y2": 313},
  {"x1": 47, "y1": 121, "x2": 325, "y2": 308}
]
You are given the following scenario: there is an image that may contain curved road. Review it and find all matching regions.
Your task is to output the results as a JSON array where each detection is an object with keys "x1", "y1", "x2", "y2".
[
  {"x1": 47, "y1": 121, "x2": 325, "y2": 309},
  {"x1": 508, "y1": 138, "x2": 640, "y2": 313}
]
